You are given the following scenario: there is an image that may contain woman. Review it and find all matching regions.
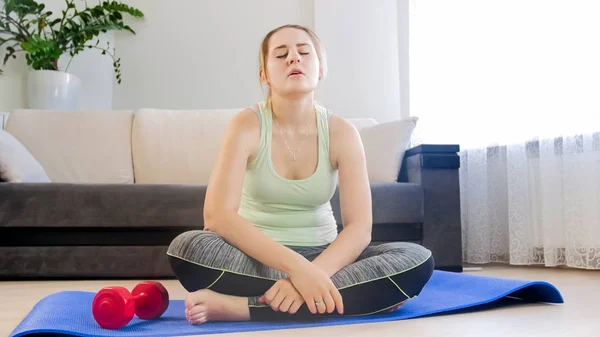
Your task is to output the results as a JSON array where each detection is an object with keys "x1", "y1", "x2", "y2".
[{"x1": 167, "y1": 24, "x2": 434, "y2": 324}]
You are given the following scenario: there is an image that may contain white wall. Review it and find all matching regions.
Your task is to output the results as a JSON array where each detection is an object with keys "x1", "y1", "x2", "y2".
[
  {"x1": 0, "y1": 46, "x2": 27, "y2": 112},
  {"x1": 314, "y1": 0, "x2": 403, "y2": 122},
  {"x1": 397, "y1": 0, "x2": 410, "y2": 119},
  {"x1": 1, "y1": 0, "x2": 411, "y2": 122},
  {"x1": 114, "y1": 0, "x2": 410, "y2": 121},
  {"x1": 112, "y1": 0, "x2": 314, "y2": 111}
]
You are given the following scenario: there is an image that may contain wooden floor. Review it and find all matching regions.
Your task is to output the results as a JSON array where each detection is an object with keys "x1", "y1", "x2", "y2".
[{"x1": 2, "y1": 264, "x2": 599, "y2": 337}]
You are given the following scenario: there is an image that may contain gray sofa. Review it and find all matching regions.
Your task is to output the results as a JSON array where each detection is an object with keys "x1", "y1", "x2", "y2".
[{"x1": 0, "y1": 144, "x2": 462, "y2": 280}]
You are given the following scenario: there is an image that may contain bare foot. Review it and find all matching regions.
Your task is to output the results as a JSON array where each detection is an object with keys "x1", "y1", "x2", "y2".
[
  {"x1": 388, "y1": 300, "x2": 407, "y2": 312},
  {"x1": 184, "y1": 289, "x2": 250, "y2": 324}
]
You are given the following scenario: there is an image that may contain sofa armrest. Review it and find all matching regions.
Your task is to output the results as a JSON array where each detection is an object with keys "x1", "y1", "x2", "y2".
[{"x1": 399, "y1": 144, "x2": 463, "y2": 272}]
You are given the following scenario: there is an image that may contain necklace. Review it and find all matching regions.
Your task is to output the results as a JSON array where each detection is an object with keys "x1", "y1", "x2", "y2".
[{"x1": 273, "y1": 113, "x2": 312, "y2": 161}]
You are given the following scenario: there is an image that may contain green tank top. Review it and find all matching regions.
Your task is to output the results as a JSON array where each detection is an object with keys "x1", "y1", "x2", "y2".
[{"x1": 237, "y1": 100, "x2": 339, "y2": 247}]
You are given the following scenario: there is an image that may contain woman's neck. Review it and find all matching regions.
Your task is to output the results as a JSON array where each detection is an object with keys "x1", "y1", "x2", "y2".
[{"x1": 269, "y1": 93, "x2": 315, "y2": 130}]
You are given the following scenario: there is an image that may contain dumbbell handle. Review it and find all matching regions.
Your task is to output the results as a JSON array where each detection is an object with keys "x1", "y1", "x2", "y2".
[{"x1": 97, "y1": 292, "x2": 148, "y2": 312}]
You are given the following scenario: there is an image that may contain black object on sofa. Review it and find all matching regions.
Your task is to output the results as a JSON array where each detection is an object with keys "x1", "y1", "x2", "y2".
[{"x1": 0, "y1": 144, "x2": 462, "y2": 280}]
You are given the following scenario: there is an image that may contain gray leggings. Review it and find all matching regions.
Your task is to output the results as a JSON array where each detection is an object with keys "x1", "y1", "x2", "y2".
[{"x1": 167, "y1": 230, "x2": 434, "y2": 320}]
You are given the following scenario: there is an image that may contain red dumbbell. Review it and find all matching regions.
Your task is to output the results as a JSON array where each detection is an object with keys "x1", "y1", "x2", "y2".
[{"x1": 92, "y1": 281, "x2": 170, "y2": 330}]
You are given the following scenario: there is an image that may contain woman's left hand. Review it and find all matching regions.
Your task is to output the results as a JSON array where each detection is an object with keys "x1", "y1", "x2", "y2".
[{"x1": 259, "y1": 278, "x2": 305, "y2": 314}]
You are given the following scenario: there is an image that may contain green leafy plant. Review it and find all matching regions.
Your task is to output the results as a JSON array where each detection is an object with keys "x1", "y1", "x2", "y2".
[{"x1": 0, "y1": 0, "x2": 144, "y2": 83}]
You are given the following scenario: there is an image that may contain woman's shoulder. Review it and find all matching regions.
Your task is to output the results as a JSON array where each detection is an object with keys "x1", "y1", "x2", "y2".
[
  {"x1": 322, "y1": 107, "x2": 363, "y2": 166},
  {"x1": 319, "y1": 107, "x2": 359, "y2": 139},
  {"x1": 221, "y1": 105, "x2": 262, "y2": 148},
  {"x1": 228, "y1": 104, "x2": 261, "y2": 132}
]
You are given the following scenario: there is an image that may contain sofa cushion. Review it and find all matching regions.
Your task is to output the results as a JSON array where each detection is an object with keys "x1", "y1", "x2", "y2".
[
  {"x1": 132, "y1": 108, "x2": 240, "y2": 185},
  {"x1": 5, "y1": 109, "x2": 135, "y2": 183},
  {"x1": 0, "y1": 129, "x2": 50, "y2": 183},
  {"x1": 0, "y1": 182, "x2": 422, "y2": 228},
  {"x1": 0, "y1": 183, "x2": 205, "y2": 228}
]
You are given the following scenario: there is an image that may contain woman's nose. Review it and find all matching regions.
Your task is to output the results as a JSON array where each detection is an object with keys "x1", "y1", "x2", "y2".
[{"x1": 287, "y1": 53, "x2": 300, "y2": 65}]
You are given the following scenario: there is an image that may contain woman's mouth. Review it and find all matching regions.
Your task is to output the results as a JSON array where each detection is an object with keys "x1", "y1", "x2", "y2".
[{"x1": 288, "y1": 69, "x2": 304, "y2": 77}]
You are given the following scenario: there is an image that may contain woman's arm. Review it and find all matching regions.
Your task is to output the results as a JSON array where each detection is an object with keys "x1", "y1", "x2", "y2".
[
  {"x1": 203, "y1": 109, "x2": 308, "y2": 274},
  {"x1": 311, "y1": 116, "x2": 373, "y2": 277}
]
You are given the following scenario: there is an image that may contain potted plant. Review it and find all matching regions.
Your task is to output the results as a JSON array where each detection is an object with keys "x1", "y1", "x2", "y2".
[{"x1": 0, "y1": 0, "x2": 144, "y2": 110}]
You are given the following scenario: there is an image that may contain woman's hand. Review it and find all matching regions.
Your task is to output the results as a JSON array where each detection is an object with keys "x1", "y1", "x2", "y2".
[
  {"x1": 287, "y1": 261, "x2": 344, "y2": 315},
  {"x1": 259, "y1": 278, "x2": 305, "y2": 314}
]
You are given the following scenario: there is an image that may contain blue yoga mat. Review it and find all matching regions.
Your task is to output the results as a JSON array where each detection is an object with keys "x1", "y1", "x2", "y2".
[{"x1": 10, "y1": 270, "x2": 564, "y2": 337}]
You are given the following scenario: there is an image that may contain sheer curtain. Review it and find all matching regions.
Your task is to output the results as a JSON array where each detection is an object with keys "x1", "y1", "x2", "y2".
[{"x1": 408, "y1": 0, "x2": 600, "y2": 269}]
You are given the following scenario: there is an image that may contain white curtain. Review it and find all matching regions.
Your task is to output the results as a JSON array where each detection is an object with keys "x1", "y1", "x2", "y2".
[{"x1": 408, "y1": 0, "x2": 600, "y2": 269}]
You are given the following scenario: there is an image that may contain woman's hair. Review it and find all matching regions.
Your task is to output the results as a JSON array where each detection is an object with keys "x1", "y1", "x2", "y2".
[{"x1": 258, "y1": 24, "x2": 328, "y2": 104}]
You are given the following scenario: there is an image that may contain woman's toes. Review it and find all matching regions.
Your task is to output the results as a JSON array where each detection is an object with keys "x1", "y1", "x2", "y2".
[
  {"x1": 188, "y1": 313, "x2": 207, "y2": 325},
  {"x1": 186, "y1": 304, "x2": 207, "y2": 317}
]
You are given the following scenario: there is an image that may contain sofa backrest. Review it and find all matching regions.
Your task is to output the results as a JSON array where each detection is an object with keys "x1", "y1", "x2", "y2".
[
  {"x1": 131, "y1": 108, "x2": 240, "y2": 185},
  {"x1": 4, "y1": 107, "x2": 414, "y2": 185},
  {"x1": 130, "y1": 108, "x2": 412, "y2": 185},
  {"x1": 131, "y1": 109, "x2": 386, "y2": 185},
  {"x1": 5, "y1": 109, "x2": 135, "y2": 183}
]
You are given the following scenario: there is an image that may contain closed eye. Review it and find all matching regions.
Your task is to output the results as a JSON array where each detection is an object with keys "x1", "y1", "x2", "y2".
[{"x1": 276, "y1": 52, "x2": 310, "y2": 59}]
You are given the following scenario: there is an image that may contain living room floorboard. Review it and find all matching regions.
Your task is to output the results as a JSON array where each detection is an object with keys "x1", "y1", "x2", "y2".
[{"x1": 2, "y1": 264, "x2": 598, "y2": 337}]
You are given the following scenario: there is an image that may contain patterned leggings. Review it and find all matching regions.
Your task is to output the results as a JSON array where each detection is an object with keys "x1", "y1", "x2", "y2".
[{"x1": 167, "y1": 230, "x2": 434, "y2": 320}]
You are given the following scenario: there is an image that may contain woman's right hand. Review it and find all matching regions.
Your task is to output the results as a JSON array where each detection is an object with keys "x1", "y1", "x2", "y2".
[{"x1": 287, "y1": 261, "x2": 344, "y2": 315}]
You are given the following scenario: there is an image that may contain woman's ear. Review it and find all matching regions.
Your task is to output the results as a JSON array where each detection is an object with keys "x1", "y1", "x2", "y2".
[{"x1": 259, "y1": 69, "x2": 270, "y2": 86}]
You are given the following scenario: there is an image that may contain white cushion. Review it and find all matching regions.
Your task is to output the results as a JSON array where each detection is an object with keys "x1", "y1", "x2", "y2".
[
  {"x1": 357, "y1": 117, "x2": 418, "y2": 183},
  {"x1": 0, "y1": 129, "x2": 50, "y2": 183},
  {"x1": 132, "y1": 108, "x2": 240, "y2": 185},
  {"x1": 5, "y1": 109, "x2": 135, "y2": 183}
]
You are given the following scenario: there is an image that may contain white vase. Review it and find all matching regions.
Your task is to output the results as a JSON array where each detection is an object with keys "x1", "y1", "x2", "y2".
[{"x1": 27, "y1": 70, "x2": 82, "y2": 110}]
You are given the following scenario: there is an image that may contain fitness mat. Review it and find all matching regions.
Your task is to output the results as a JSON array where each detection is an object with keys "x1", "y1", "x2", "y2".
[{"x1": 10, "y1": 270, "x2": 564, "y2": 337}]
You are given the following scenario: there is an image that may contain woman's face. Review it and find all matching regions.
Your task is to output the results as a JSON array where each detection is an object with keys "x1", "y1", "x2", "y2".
[{"x1": 262, "y1": 28, "x2": 321, "y2": 97}]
